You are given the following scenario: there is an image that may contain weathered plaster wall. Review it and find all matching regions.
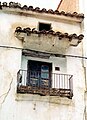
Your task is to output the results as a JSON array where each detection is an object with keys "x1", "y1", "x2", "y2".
[
  {"x1": 82, "y1": 0, "x2": 87, "y2": 119},
  {"x1": 0, "y1": 11, "x2": 81, "y2": 44},
  {"x1": 0, "y1": 10, "x2": 83, "y2": 54},
  {"x1": 0, "y1": 49, "x2": 85, "y2": 120},
  {"x1": 0, "y1": 47, "x2": 22, "y2": 119},
  {"x1": 0, "y1": 4, "x2": 85, "y2": 120}
]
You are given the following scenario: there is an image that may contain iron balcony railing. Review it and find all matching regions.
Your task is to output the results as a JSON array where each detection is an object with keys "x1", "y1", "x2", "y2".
[{"x1": 17, "y1": 70, "x2": 73, "y2": 98}]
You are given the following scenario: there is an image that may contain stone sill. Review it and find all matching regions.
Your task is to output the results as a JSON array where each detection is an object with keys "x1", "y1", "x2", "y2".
[{"x1": 15, "y1": 93, "x2": 73, "y2": 105}]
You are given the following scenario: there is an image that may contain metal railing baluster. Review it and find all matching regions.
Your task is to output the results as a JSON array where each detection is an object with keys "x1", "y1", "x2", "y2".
[{"x1": 17, "y1": 70, "x2": 73, "y2": 98}]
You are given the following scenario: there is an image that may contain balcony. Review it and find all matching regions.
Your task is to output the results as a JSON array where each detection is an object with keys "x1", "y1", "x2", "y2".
[{"x1": 17, "y1": 70, "x2": 73, "y2": 99}]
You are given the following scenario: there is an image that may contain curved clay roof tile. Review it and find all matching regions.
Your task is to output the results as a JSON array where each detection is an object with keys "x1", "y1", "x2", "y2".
[
  {"x1": 2, "y1": 2, "x2": 7, "y2": 7},
  {"x1": 60, "y1": 11, "x2": 65, "y2": 15},
  {"x1": 15, "y1": 27, "x2": 22, "y2": 32},
  {"x1": 22, "y1": 5, "x2": 28, "y2": 10},
  {"x1": 72, "y1": 33, "x2": 77, "y2": 39},
  {"x1": 0, "y1": 2, "x2": 84, "y2": 19},
  {"x1": 34, "y1": 7, "x2": 40, "y2": 12},
  {"x1": 78, "y1": 34, "x2": 84, "y2": 40},
  {"x1": 41, "y1": 8, "x2": 47, "y2": 13},
  {"x1": 15, "y1": 27, "x2": 84, "y2": 43},
  {"x1": 28, "y1": 6, "x2": 33, "y2": 10},
  {"x1": 48, "y1": 9, "x2": 54, "y2": 14}
]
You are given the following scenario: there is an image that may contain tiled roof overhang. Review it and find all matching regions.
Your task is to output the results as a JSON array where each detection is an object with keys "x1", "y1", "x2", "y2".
[
  {"x1": 0, "y1": 2, "x2": 84, "y2": 19},
  {"x1": 15, "y1": 27, "x2": 84, "y2": 44}
]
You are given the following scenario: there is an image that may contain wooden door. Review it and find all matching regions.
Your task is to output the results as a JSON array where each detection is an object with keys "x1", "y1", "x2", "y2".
[{"x1": 27, "y1": 60, "x2": 52, "y2": 88}]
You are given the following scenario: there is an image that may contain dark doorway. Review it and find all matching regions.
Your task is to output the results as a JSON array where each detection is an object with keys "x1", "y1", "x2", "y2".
[{"x1": 27, "y1": 60, "x2": 52, "y2": 88}]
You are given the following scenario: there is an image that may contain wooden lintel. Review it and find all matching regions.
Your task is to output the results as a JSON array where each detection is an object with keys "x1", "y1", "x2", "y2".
[{"x1": 22, "y1": 49, "x2": 66, "y2": 58}]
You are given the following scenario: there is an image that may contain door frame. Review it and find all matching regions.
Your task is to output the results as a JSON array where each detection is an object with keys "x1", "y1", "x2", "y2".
[{"x1": 27, "y1": 60, "x2": 52, "y2": 88}]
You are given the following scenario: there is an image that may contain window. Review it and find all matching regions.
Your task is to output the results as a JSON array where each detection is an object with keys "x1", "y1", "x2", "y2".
[
  {"x1": 39, "y1": 22, "x2": 51, "y2": 31},
  {"x1": 41, "y1": 65, "x2": 49, "y2": 79}
]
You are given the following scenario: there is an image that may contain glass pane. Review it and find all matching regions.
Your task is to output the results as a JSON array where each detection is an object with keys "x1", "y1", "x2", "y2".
[
  {"x1": 30, "y1": 71, "x2": 39, "y2": 78},
  {"x1": 41, "y1": 65, "x2": 49, "y2": 79},
  {"x1": 41, "y1": 73, "x2": 49, "y2": 79}
]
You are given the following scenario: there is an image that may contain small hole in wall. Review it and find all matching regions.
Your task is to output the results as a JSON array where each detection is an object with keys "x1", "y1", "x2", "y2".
[
  {"x1": 39, "y1": 22, "x2": 51, "y2": 31},
  {"x1": 33, "y1": 103, "x2": 36, "y2": 110},
  {"x1": 55, "y1": 67, "x2": 60, "y2": 71}
]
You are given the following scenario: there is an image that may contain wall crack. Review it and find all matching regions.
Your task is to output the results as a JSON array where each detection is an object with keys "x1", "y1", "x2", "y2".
[{"x1": 0, "y1": 78, "x2": 13, "y2": 106}]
